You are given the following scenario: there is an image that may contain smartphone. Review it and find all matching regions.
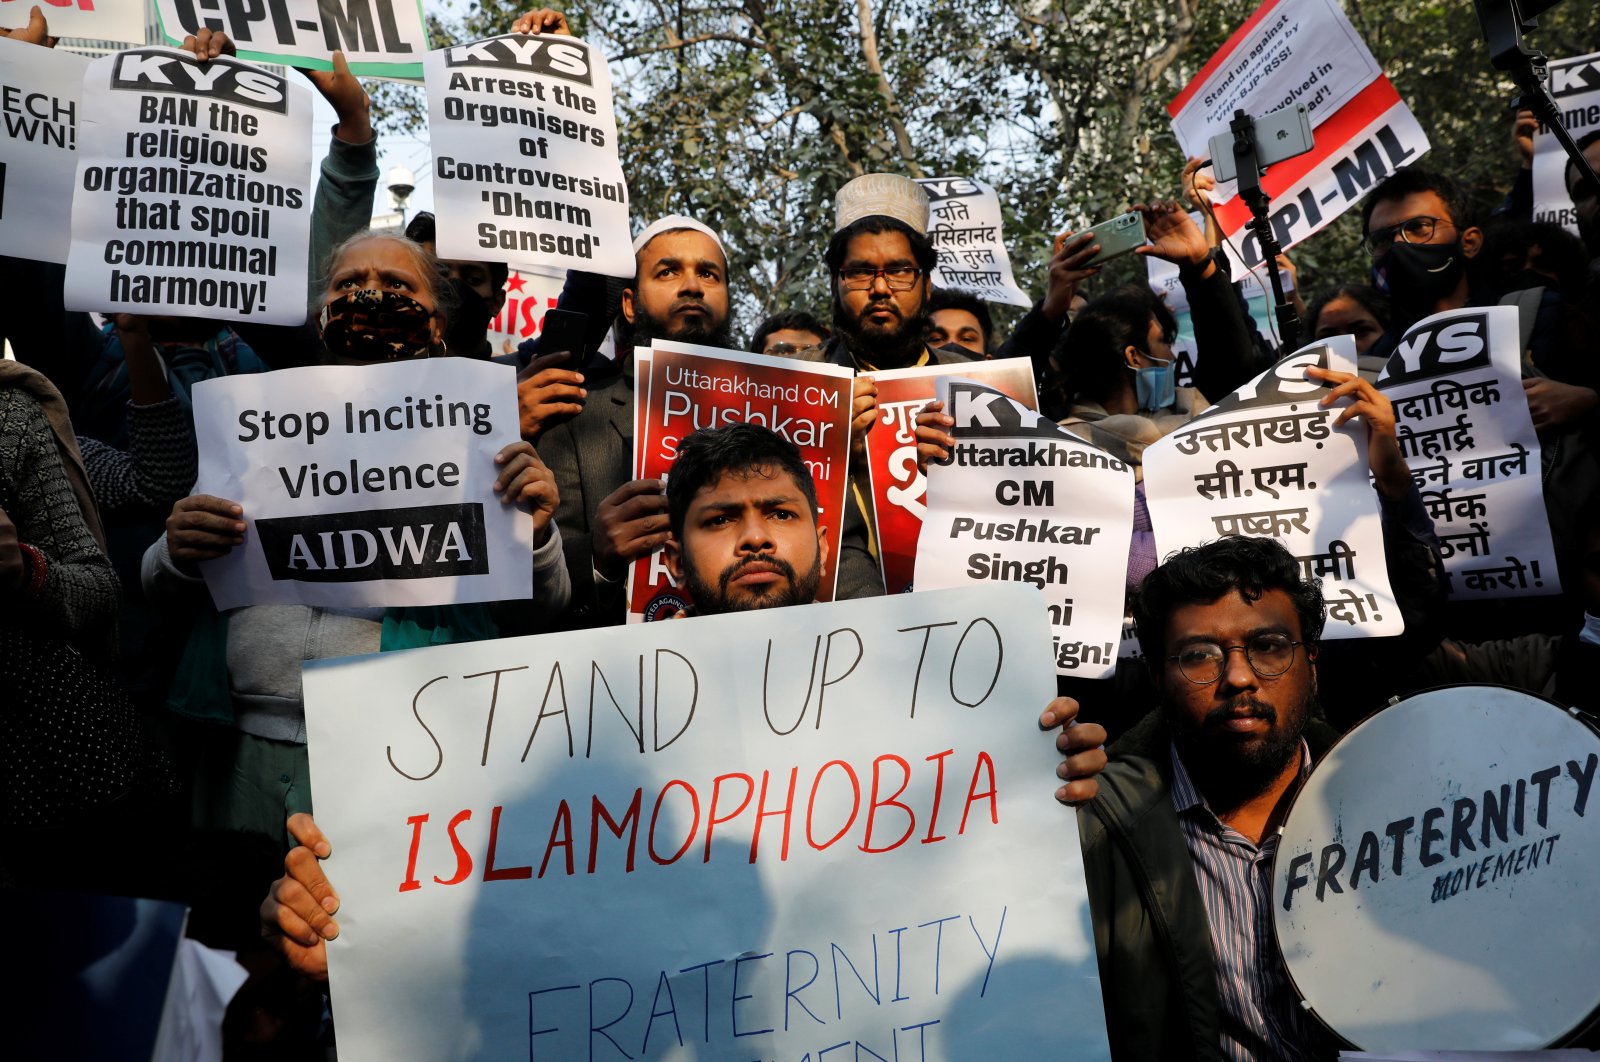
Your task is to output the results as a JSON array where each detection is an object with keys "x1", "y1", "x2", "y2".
[
  {"x1": 1209, "y1": 104, "x2": 1314, "y2": 182},
  {"x1": 538, "y1": 307, "x2": 588, "y2": 355},
  {"x1": 1078, "y1": 212, "x2": 1148, "y2": 266}
]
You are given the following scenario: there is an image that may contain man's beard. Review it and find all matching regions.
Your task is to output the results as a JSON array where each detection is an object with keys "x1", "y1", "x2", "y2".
[
  {"x1": 1169, "y1": 692, "x2": 1309, "y2": 804},
  {"x1": 682, "y1": 550, "x2": 821, "y2": 616},
  {"x1": 834, "y1": 291, "x2": 928, "y2": 369},
  {"x1": 628, "y1": 300, "x2": 733, "y2": 350}
]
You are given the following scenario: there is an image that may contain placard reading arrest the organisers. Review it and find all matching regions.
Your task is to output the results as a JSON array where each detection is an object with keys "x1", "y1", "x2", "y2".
[
  {"x1": 914, "y1": 178, "x2": 1032, "y2": 308},
  {"x1": 63, "y1": 48, "x2": 312, "y2": 326},
  {"x1": 1532, "y1": 51, "x2": 1600, "y2": 236},
  {"x1": 425, "y1": 34, "x2": 634, "y2": 278},
  {"x1": 301, "y1": 585, "x2": 1110, "y2": 1062},
  {"x1": 1, "y1": 0, "x2": 145, "y2": 45},
  {"x1": 864, "y1": 359, "x2": 1038, "y2": 596},
  {"x1": 0, "y1": 35, "x2": 87, "y2": 264},
  {"x1": 190, "y1": 359, "x2": 533, "y2": 610},
  {"x1": 1143, "y1": 336, "x2": 1403, "y2": 638},
  {"x1": 915, "y1": 380, "x2": 1133, "y2": 678},
  {"x1": 153, "y1": 0, "x2": 430, "y2": 78},
  {"x1": 1376, "y1": 306, "x2": 1560, "y2": 601},
  {"x1": 630, "y1": 340, "x2": 853, "y2": 620}
]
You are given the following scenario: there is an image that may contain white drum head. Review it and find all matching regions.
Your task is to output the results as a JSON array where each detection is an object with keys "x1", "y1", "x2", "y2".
[{"x1": 1272, "y1": 685, "x2": 1600, "y2": 1049}]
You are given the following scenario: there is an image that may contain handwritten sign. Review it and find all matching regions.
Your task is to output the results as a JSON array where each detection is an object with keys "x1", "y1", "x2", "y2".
[
  {"x1": 64, "y1": 48, "x2": 312, "y2": 325},
  {"x1": 1376, "y1": 306, "x2": 1560, "y2": 600},
  {"x1": 1144, "y1": 336, "x2": 1402, "y2": 637},
  {"x1": 190, "y1": 359, "x2": 532, "y2": 609},
  {"x1": 915, "y1": 380, "x2": 1133, "y2": 678},
  {"x1": 1532, "y1": 51, "x2": 1600, "y2": 236},
  {"x1": 425, "y1": 34, "x2": 634, "y2": 278},
  {"x1": 153, "y1": 0, "x2": 430, "y2": 78},
  {"x1": 0, "y1": 35, "x2": 87, "y2": 264},
  {"x1": 914, "y1": 177, "x2": 1032, "y2": 308},
  {"x1": 302, "y1": 585, "x2": 1110, "y2": 1061}
]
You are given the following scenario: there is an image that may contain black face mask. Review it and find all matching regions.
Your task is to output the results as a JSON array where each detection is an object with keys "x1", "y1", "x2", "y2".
[
  {"x1": 1371, "y1": 241, "x2": 1465, "y2": 315},
  {"x1": 443, "y1": 278, "x2": 492, "y2": 356}
]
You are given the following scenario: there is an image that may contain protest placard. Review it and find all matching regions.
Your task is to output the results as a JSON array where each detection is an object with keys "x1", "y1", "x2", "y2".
[
  {"x1": 1168, "y1": 0, "x2": 1429, "y2": 267},
  {"x1": 1532, "y1": 51, "x2": 1600, "y2": 235},
  {"x1": 1143, "y1": 336, "x2": 1403, "y2": 637},
  {"x1": 301, "y1": 584, "x2": 1109, "y2": 1062},
  {"x1": 486, "y1": 265, "x2": 567, "y2": 354},
  {"x1": 862, "y1": 358, "x2": 1038, "y2": 595},
  {"x1": 152, "y1": 0, "x2": 429, "y2": 77},
  {"x1": 630, "y1": 340, "x2": 853, "y2": 619},
  {"x1": 425, "y1": 34, "x2": 634, "y2": 278},
  {"x1": 189, "y1": 359, "x2": 533, "y2": 610},
  {"x1": 914, "y1": 177, "x2": 1032, "y2": 308},
  {"x1": 914, "y1": 380, "x2": 1133, "y2": 678},
  {"x1": 63, "y1": 48, "x2": 312, "y2": 325},
  {"x1": 1, "y1": 0, "x2": 144, "y2": 45},
  {"x1": 1375, "y1": 306, "x2": 1560, "y2": 601},
  {"x1": 0, "y1": 35, "x2": 87, "y2": 264}
]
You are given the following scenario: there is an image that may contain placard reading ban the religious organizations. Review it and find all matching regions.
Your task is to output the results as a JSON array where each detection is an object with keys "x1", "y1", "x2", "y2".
[
  {"x1": 190, "y1": 359, "x2": 532, "y2": 610},
  {"x1": 64, "y1": 49, "x2": 312, "y2": 325},
  {"x1": 0, "y1": 35, "x2": 87, "y2": 264},
  {"x1": 153, "y1": 0, "x2": 430, "y2": 77},
  {"x1": 915, "y1": 381, "x2": 1133, "y2": 678},
  {"x1": 425, "y1": 34, "x2": 634, "y2": 278},
  {"x1": 1143, "y1": 336, "x2": 1403, "y2": 638},
  {"x1": 302, "y1": 585, "x2": 1109, "y2": 1062},
  {"x1": 914, "y1": 177, "x2": 1032, "y2": 307},
  {"x1": 1377, "y1": 306, "x2": 1560, "y2": 600}
]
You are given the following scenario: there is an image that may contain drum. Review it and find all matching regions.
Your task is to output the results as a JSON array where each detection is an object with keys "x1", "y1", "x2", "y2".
[{"x1": 1272, "y1": 684, "x2": 1600, "y2": 1049}]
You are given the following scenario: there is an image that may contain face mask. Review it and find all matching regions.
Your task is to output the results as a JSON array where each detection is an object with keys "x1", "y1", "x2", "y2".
[
  {"x1": 319, "y1": 289, "x2": 435, "y2": 361},
  {"x1": 1371, "y1": 241, "x2": 1464, "y2": 309},
  {"x1": 1131, "y1": 352, "x2": 1176, "y2": 412},
  {"x1": 443, "y1": 277, "x2": 492, "y2": 356}
]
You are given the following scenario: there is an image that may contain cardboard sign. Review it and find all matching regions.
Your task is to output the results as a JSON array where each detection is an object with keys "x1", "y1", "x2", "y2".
[
  {"x1": 1531, "y1": 51, "x2": 1600, "y2": 236},
  {"x1": 190, "y1": 359, "x2": 533, "y2": 609},
  {"x1": 0, "y1": 36, "x2": 88, "y2": 264},
  {"x1": 915, "y1": 380, "x2": 1133, "y2": 678},
  {"x1": 1376, "y1": 306, "x2": 1560, "y2": 600},
  {"x1": 153, "y1": 0, "x2": 430, "y2": 78},
  {"x1": 1144, "y1": 336, "x2": 1403, "y2": 638},
  {"x1": 1, "y1": 0, "x2": 145, "y2": 45},
  {"x1": 914, "y1": 177, "x2": 1032, "y2": 308},
  {"x1": 629, "y1": 340, "x2": 853, "y2": 619},
  {"x1": 64, "y1": 48, "x2": 312, "y2": 324},
  {"x1": 862, "y1": 358, "x2": 1038, "y2": 595},
  {"x1": 425, "y1": 34, "x2": 634, "y2": 278},
  {"x1": 301, "y1": 585, "x2": 1110, "y2": 1062}
]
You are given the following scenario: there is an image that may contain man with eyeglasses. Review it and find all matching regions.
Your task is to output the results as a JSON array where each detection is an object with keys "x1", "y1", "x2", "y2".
[{"x1": 1080, "y1": 535, "x2": 1339, "y2": 1061}]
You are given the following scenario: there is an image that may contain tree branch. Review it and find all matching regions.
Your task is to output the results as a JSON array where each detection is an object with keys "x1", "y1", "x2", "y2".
[{"x1": 852, "y1": 0, "x2": 922, "y2": 176}]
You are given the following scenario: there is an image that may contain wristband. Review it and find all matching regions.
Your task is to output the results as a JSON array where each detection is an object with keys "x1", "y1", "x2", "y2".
[
  {"x1": 1178, "y1": 247, "x2": 1220, "y2": 278},
  {"x1": 16, "y1": 542, "x2": 48, "y2": 597}
]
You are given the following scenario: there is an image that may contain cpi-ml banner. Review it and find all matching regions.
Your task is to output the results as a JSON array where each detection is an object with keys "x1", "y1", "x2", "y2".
[
  {"x1": 154, "y1": 0, "x2": 430, "y2": 77},
  {"x1": 302, "y1": 584, "x2": 1110, "y2": 1062}
]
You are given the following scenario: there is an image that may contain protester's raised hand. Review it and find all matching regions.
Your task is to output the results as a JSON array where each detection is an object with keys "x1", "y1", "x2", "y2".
[
  {"x1": 510, "y1": 8, "x2": 574, "y2": 34},
  {"x1": 260, "y1": 813, "x2": 338, "y2": 982},
  {"x1": 1307, "y1": 366, "x2": 1408, "y2": 498},
  {"x1": 592, "y1": 478, "x2": 668, "y2": 580},
  {"x1": 494, "y1": 441, "x2": 559, "y2": 545},
  {"x1": 180, "y1": 28, "x2": 235, "y2": 61},
  {"x1": 1041, "y1": 231, "x2": 1100, "y2": 321},
  {"x1": 1513, "y1": 107, "x2": 1537, "y2": 171},
  {"x1": 166, "y1": 494, "x2": 246, "y2": 568},
  {"x1": 914, "y1": 399, "x2": 955, "y2": 472},
  {"x1": 0, "y1": 6, "x2": 57, "y2": 47},
  {"x1": 1134, "y1": 200, "x2": 1210, "y2": 271},
  {"x1": 0, "y1": 507, "x2": 23, "y2": 591},
  {"x1": 1181, "y1": 155, "x2": 1216, "y2": 212},
  {"x1": 516, "y1": 350, "x2": 587, "y2": 443},
  {"x1": 1522, "y1": 377, "x2": 1599, "y2": 433},
  {"x1": 1040, "y1": 697, "x2": 1108, "y2": 806},
  {"x1": 850, "y1": 375, "x2": 878, "y2": 460},
  {"x1": 302, "y1": 52, "x2": 372, "y2": 145}
]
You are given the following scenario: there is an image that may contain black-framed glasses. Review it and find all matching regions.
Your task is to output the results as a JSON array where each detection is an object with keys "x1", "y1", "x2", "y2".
[
  {"x1": 838, "y1": 265, "x2": 922, "y2": 290},
  {"x1": 1361, "y1": 215, "x2": 1454, "y2": 257},
  {"x1": 1167, "y1": 633, "x2": 1303, "y2": 684}
]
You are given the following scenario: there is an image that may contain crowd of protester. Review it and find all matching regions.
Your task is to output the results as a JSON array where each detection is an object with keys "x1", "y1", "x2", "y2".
[{"x1": 3, "y1": 4, "x2": 1599, "y2": 1057}]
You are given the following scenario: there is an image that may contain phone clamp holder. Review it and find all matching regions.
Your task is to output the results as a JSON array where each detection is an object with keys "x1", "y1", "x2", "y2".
[{"x1": 1229, "y1": 108, "x2": 1302, "y2": 352}]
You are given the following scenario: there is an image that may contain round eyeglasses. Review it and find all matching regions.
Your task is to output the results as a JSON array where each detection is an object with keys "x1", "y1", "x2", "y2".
[{"x1": 1167, "y1": 633, "x2": 1303, "y2": 684}]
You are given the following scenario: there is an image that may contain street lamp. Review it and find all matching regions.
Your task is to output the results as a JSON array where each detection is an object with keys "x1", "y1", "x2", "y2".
[{"x1": 387, "y1": 165, "x2": 416, "y2": 227}]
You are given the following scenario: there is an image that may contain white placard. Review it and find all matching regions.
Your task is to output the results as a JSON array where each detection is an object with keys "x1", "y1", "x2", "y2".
[
  {"x1": 302, "y1": 585, "x2": 1110, "y2": 1062},
  {"x1": 190, "y1": 359, "x2": 533, "y2": 609},
  {"x1": 915, "y1": 177, "x2": 1032, "y2": 308},
  {"x1": 152, "y1": 0, "x2": 429, "y2": 78},
  {"x1": 425, "y1": 35, "x2": 634, "y2": 279},
  {"x1": 1144, "y1": 336, "x2": 1403, "y2": 638},
  {"x1": 1376, "y1": 306, "x2": 1560, "y2": 600},
  {"x1": 64, "y1": 48, "x2": 312, "y2": 324},
  {"x1": 0, "y1": 36, "x2": 88, "y2": 264},
  {"x1": 1, "y1": 0, "x2": 145, "y2": 45},
  {"x1": 1532, "y1": 51, "x2": 1600, "y2": 236},
  {"x1": 915, "y1": 380, "x2": 1134, "y2": 677}
]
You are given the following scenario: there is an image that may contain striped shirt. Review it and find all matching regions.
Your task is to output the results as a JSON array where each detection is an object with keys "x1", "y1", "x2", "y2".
[{"x1": 1170, "y1": 741, "x2": 1327, "y2": 1061}]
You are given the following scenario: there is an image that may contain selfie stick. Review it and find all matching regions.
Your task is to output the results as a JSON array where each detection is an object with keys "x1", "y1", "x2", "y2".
[{"x1": 1230, "y1": 109, "x2": 1301, "y2": 352}]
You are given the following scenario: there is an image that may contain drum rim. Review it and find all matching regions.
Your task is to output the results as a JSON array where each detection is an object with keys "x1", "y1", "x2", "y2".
[{"x1": 1268, "y1": 681, "x2": 1600, "y2": 1050}]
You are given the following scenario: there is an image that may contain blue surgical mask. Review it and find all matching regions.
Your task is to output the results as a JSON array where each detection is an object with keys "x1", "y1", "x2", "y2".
[{"x1": 1132, "y1": 354, "x2": 1176, "y2": 412}]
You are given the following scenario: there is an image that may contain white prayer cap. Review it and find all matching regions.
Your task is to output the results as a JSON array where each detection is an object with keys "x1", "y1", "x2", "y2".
[
  {"x1": 631, "y1": 215, "x2": 725, "y2": 256},
  {"x1": 833, "y1": 173, "x2": 929, "y2": 235}
]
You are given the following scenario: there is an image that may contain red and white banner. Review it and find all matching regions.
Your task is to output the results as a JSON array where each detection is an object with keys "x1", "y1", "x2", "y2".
[
  {"x1": 486, "y1": 265, "x2": 566, "y2": 357},
  {"x1": 1168, "y1": 0, "x2": 1428, "y2": 266}
]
